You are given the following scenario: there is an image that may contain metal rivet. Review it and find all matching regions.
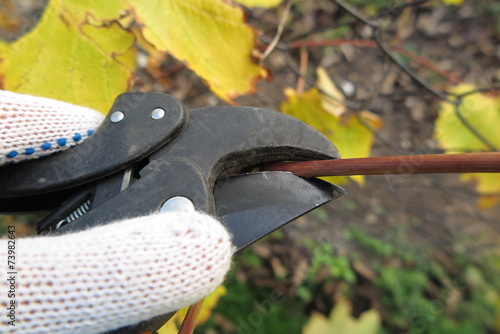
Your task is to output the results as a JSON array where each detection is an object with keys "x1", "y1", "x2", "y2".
[
  {"x1": 160, "y1": 196, "x2": 195, "y2": 213},
  {"x1": 110, "y1": 111, "x2": 125, "y2": 123},
  {"x1": 151, "y1": 107, "x2": 165, "y2": 120}
]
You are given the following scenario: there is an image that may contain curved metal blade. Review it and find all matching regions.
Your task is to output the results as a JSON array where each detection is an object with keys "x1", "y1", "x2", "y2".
[{"x1": 214, "y1": 172, "x2": 346, "y2": 251}]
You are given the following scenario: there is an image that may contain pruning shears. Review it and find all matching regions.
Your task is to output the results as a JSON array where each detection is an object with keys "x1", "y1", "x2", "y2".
[{"x1": 0, "y1": 92, "x2": 345, "y2": 333}]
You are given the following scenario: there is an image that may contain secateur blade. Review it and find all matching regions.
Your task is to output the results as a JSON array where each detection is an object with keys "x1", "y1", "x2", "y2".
[{"x1": 214, "y1": 172, "x2": 345, "y2": 251}]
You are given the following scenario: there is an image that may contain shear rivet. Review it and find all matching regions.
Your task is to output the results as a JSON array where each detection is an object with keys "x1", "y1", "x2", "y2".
[
  {"x1": 160, "y1": 196, "x2": 195, "y2": 213},
  {"x1": 151, "y1": 107, "x2": 165, "y2": 120},
  {"x1": 110, "y1": 111, "x2": 125, "y2": 123}
]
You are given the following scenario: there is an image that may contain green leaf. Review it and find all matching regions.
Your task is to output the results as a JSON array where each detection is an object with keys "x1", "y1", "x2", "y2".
[
  {"x1": 0, "y1": 0, "x2": 136, "y2": 113},
  {"x1": 434, "y1": 84, "x2": 500, "y2": 208},
  {"x1": 302, "y1": 298, "x2": 381, "y2": 334},
  {"x1": 297, "y1": 286, "x2": 313, "y2": 303}
]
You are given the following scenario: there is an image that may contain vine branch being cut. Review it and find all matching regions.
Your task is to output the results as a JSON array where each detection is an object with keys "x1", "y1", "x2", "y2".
[{"x1": 262, "y1": 153, "x2": 500, "y2": 178}]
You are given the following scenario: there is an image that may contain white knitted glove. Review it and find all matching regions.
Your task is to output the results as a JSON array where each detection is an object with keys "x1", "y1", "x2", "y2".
[
  {"x1": 0, "y1": 90, "x2": 104, "y2": 165},
  {"x1": 0, "y1": 91, "x2": 234, "y2": 333}
]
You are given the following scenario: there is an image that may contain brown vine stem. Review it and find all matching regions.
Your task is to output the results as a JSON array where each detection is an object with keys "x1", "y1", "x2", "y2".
[
  {"x1": 393, "y1": 46, "x2": 462, "y2": 84},
  {"x1": 281, "y1": 39, "x2": 462, "y2": 84},
  {"x1": 178, "y1": 300, "x2": 204, "y2": 334},
  {"x1": 262, "y1": 153, "x2": 500, "y2": 178},
  {"x1": 296, "y1": 47, "x2": 308, "y2": 94},
  {"x1": 287, "y1": 38, "x2": 378, "y2": 49}
]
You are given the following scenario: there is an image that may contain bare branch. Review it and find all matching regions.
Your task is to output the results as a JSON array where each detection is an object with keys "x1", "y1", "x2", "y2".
[{"x1": 260, "y1": 0, "x2": 293, "y2": 62}]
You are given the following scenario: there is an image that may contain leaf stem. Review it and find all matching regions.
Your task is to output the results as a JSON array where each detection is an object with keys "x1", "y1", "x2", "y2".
[{"x1": 262, "y1": 153, "x2": 500, "y2": 178}]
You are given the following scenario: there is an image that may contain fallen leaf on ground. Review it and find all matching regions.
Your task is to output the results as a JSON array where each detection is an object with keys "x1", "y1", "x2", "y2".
[
  {"x1": 157, "y1": 285, "x2": 227, "y2": 333},
  {"x1": 280, "y1": 68, "x2": 382, "y2": 185},
  {"x1": 302, "y1": 298, "x2": 381, "y2": 334},
  {"x1": 434, "y1": 84, "x2": 500, "y2": 207}
]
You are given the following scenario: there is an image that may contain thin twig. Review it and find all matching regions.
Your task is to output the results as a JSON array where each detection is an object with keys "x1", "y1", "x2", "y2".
[
  {"x1": 276, "y1": 37, "x2": 462, "y2": 90},
  {"x1": 393, "y1": 46, "x2": 462, "y2": 84},
  {"x1": 452, "y1": 97, "x2": 498, "y2": 151},
  {"x1": 332, "y1": 0, "x2": 452, "y2": 102},
  {"x1": 289, "y1": 39, "x2": 377, "y2": 49},
  {"x1": 296, "y1": 47, "x2": 308, "y2": 94},
  {"x1": 264, "y1": 34, "x2": 462, "y2": 87},
  {"x1": 261, "y1": 0, "x2": 293, "y2": 62},
  {"x1": 282, "y1": 51, "x2": 362, "y2": 110},
  {"x1": 458, "y1": 86, "x2": 500, "y2": 98},
  {"x1": 290, "y1": 18, "x2": 359, "y2": 41},
  {"x1": 353, "y1": 112, "x2": 407, "y2": 155},
  {"x1": 333, "y1": 0, "x2": 376, "y2": 27},
  {"x1": 370, "y1": 0, "x2": 431, "y2": 21},
  {"x1": 441, "y1": 87, "x2": 500, "y2": 152},
  {"x1": 373, "y1": 32, "x2": 452, "y2": 102}
]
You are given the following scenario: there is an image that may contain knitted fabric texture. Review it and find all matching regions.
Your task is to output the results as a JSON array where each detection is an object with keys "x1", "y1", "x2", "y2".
[
  {"x1": 0, "y1": 90, "x2": 104, "y2": 165},
  {"x1": 0, "y1": 211, "x2": 234, "y2": 333}
]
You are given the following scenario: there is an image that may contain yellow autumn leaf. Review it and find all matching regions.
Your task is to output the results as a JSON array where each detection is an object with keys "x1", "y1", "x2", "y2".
[
  {"x1": 441, "y1": 0, "x2": 464, "y2": 5},
  {"x1": 61, "y1": 0, "x2": 126, "y2": 23},
  {"x1": 461, "y1": 173, "x2": 500, "y2": 209},
  {"x1": 156, "y1": 318, "x2": 178, "y2": 334},
  {"x1": 317, "y1": 67, "x2": 345, "y2": 117},
  {"x1": 175, "y1": 285, "x2": 227, "y2": 325},
  {"x1": 0, "y1": 0, "x2": 136, "y2": 114},
  {"x1": 1, "y1": 0, "x2": 267, "y2": 112},
  {"x1": 302, "y1": 298, "x2": 381, "y2": 334},
  {"x1": 232, "y1": 0, "x2": 283, "y2": 8},
  {"x1": 476, "y1": 195, "x2": 500, "y2": 210},
  {"x1": 0, "y1": 39, "x2": 7, "y2": 53},
  {"x1": 157, "y1": 285, "x2": 227, "y2": 333},
  {"x1": 280, "y1": 72, "x2": 381, "y2": 185},
  {"x1": 434, "y1": 84, "x2": 500, "y2": 207},
  {"x1": 128, "y1": 0, "x2": 267, "y2": 102}
]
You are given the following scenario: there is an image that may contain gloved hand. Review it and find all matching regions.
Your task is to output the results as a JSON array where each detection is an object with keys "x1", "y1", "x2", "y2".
[{"x1": 0, "y1": 90, "x2": 234, "y2": 333}]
